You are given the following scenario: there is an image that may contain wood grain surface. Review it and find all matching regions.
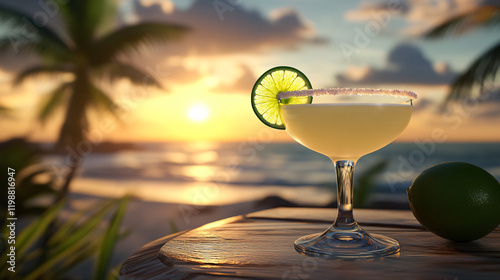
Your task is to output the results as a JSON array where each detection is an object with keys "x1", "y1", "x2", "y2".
[{"x1": 119, "y1": 208, "x2": 500, "y2": 280}]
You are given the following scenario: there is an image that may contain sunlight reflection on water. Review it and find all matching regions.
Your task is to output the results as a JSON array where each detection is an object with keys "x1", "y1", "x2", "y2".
[
  {"x1": 181, "y1": 165, "x2": 217, "y2": 182},
  {"x1": 70, "y1": 178, "x2": 334, "y2": 205},
  {"x1": 44, "y1": 142, "x2": 500, "y2": 206}
]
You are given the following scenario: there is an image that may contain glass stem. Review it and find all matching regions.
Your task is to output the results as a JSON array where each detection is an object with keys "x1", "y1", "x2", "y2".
[{"x1": 333, "y1": 160, "x2": 357, "y2": 229}]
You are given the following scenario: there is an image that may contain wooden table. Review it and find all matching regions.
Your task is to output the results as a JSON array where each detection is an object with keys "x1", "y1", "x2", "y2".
[{"x1": 119, "y1": 208, "x2": 500, "y2": 279}]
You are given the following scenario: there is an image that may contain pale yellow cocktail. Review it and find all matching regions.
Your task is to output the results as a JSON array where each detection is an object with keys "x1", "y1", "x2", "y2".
[{"x1": 281, "y1": 103, "x2": 412, "y2": 161}]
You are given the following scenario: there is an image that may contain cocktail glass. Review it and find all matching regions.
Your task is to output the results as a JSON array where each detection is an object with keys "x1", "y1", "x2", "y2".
[{"x1": 279, "y1": 88, "x2": 416, "y2": 258}]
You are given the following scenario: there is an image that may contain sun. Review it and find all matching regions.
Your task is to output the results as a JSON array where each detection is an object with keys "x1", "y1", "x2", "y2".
[{"x1": 187, "y1": 103, "x2": 210, "y2": 122}]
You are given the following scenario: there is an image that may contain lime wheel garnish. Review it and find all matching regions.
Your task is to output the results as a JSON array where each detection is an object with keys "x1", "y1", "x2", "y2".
[{"x1": 251, "y1": 66, "x2": 312, "y2": 129}]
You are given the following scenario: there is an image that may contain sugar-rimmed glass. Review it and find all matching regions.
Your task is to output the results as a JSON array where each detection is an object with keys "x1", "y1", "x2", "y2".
[{"x1": 279, "y1": 88, "x2": 416, "y2": 258}]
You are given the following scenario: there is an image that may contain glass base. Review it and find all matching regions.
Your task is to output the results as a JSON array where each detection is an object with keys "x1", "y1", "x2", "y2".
[{"x1": 294, "y1": 225, "x2": 400, "y2": 259}]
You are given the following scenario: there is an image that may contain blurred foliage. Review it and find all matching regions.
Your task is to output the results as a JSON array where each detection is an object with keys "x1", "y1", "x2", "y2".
[
  {"x1": 0, "y1": 138, "x2": 59, "y2": 221},
  {"x1": 0, "y1": 138, "x2": 131, "y2": 279},
  {"x1": 354, "y1": 159, "x2": 388, "y2": 208},
  {"x1": 425, "y1": 6, "x2": 500, "y2": 102},
  {"x1": 169, "y1": 218, "x2": 179, "y2": 234},
  {"x1": 0, "y1": 196, "x2": 130, "y2": 280}
]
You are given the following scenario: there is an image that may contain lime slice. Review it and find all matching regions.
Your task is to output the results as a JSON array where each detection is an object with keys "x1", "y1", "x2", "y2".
[{"x1": 251, "y1": 66, "x2": 312, "y2": 130}]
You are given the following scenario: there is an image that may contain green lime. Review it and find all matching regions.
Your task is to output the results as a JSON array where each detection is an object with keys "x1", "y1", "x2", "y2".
[
  {"x1": 251, "y1": 66, "x2": 312, "y2": 130},
  {"x1": 407, "y1": 162, "x2": 500, "y2": 242}
]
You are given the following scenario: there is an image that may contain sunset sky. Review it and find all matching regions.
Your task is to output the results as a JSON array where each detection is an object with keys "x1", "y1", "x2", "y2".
[{"x1": 1, "y1": 0, "x2": 499, "y2": 143}]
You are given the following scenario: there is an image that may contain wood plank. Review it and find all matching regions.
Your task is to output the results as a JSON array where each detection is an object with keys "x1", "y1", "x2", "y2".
[
  {"x1": 120, "y1": 208, "x2": 500, "y2": 280},
  {"x1": 119, "y1": 230, "x2": 190, "y2": 280},
  {"x1": 247, "y1": 207, "x2": 424, "y2": 228}
]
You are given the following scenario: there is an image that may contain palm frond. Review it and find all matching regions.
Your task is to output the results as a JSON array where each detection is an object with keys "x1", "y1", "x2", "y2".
[
  {"x1": 0, "y1": 40, "x2": 75, "y2": 70},
  {"x1": 0, "y1": 4, "x2": 70, "y2": 52},
  {"x1": 90, "y1": 83, "x2": 121, "y2": 118},
  {"x1": 14, "y1": 65, "x2": 73, "y2": 85},
  {"x1": 105, "y1": 264, "x2": 121, "y2": 280},
  {"x1": 90, "y1": 22, "x2": 189, "y2": 65},
  {"x1": 42, "y1": 238, "x2": 100, "y2": 280},
  {"x1": 38, "y1": 82, "x2": 72, "y2": 124},
  {"x1": 93, "y1": 196, "x2": 130, "y2": 280},
  {"x1": 14, "y1": 200, "x2": 66, "y2": 258},
  {"x1": 95, "y1": 61, "x2": 162, "y2": 88},
  {"x1": 446, "y1": 40, "x2": 500, "y2": 102},
  {"x1": 84, "y1": 0, "x2": 117, "y2": 37},
  {"x1": 425, "y1": 6, "x2": 500, "y2": 38},
  {"x1": 18, "y1": 198, "x2": 128, "y2": 280},
  {"x1": 59, "y1": 0, "x2": 116, "y2": 47}
]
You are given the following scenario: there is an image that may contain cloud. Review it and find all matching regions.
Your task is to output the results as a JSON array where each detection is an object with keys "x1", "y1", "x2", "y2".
[
  {"x1": 217, "y1": 64, "x2": 256, "y2": 94},
  {"x1": 476, "y1": 106, "x2": 500, "y2": 119},
  {"x1": 345, "y1": 0, "x2": 500, "y2": 36},
  {"x1": 131, "y1": 0, "x2": 327, "y2": 55},
  {"x1": 0, "y1": 50, "x2": 40, "y2": 73},
  {"x1": 0, "y1": 0, "x2": 53, "y2": 72},
  {"x1": 412, "y1": 97, "x2": 434, "y2": 113},
  {"x1": 164, "y1": 65, "x2": 202, "y2": 85},
  {"x1": 345, "y1": 0, "x2": 409, "y2": 22},
  {"x1": 0, "y1": 0, "x2": 327, "y2": 82},
  {"x1": 336, "y1": 43, "x2": 457, "y2": 85},
  {"x1": 426, "y1": 85, "x2": 500, "y2": 120},
  {"x1": 471, "y1": 88, "x2": 500, "y2": 119},
  {"x1": 140, "y1": 0, "x2": 174, "y2": 14}
]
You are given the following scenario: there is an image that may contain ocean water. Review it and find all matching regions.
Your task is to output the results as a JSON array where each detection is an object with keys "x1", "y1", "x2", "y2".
[{"x1": 45, "y1": 142, "x2": 500, "y2": 206}]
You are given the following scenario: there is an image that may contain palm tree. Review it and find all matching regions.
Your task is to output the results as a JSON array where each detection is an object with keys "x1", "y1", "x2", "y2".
[
  {"x1": 425, "y1": 6, "x2": 500, "y2": 102},
  {"x1": 0, "y1": 0, "x2": 188, "y2": 200}
]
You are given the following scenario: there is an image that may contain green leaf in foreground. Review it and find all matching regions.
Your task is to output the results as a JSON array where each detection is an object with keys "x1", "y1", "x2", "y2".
[
  {"x1": 94, "y1": 195, "x2": 131, "y2": 280},
  {"x1": 0, "y1": 196, "x2": 131, "y2": 280}
]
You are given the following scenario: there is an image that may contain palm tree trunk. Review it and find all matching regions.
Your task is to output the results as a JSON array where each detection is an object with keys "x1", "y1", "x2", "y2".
[
  {"x1": 56, "y1": 66, "x2": 91, "y2": 201},
  {"x1": 56, "y1": 157, "x2": 81, "y2": 203},
  {"x1": 44, "y1": 66, "x2": 91, "y2": 265}
]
